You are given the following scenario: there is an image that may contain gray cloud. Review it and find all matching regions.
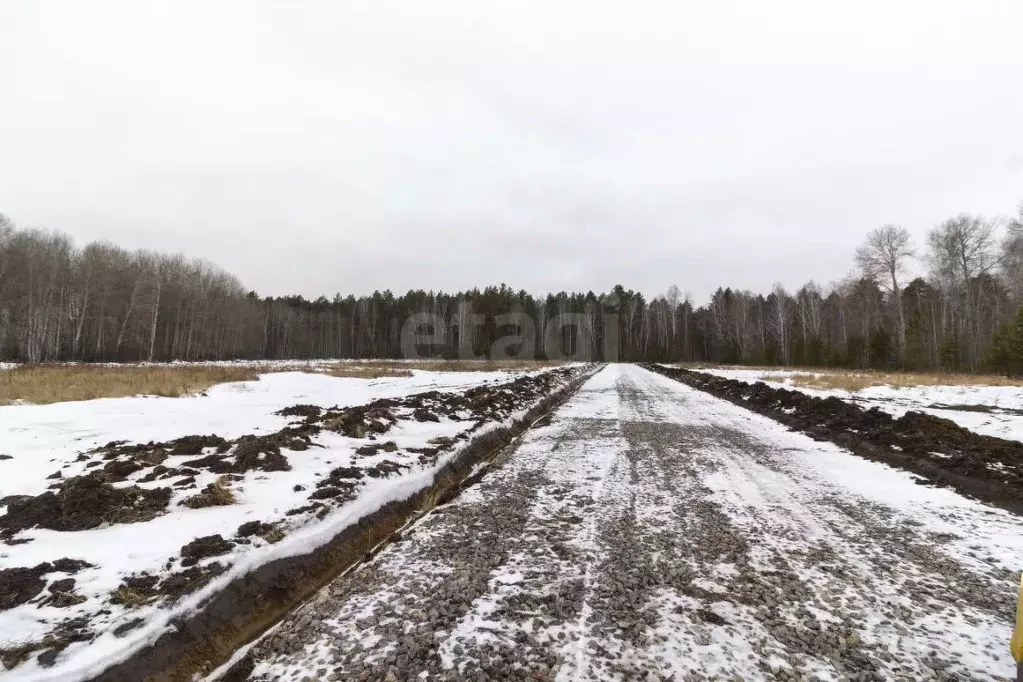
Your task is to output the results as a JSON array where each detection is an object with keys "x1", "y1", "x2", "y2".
[{"x1": 2, "y1": 0, "x2": 1021, "y2": 302}]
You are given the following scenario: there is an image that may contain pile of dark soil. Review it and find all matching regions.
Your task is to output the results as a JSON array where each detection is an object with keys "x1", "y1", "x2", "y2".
[
  {"x1": 0, "y1": 474, "x2": 172, "y2": 539},
  {"x1": 0, "y1": 564, "x2": 51, "y2": 609},
  {"x1": 646, "y1": 364, "x2": 1023, "y2": 513},
  {"x1": 39, "y1": 578, "x2": 87, "y2": 608},
  {"x1": 275, "y1": 404, "x2": 322, "y2": 419},
  {"x1": 0, "y1": 558, "x2": 94, "y2": 611},
  {"x1": 180, "y1": 535, "x2": 235, "y2": 567},
  {"x1": 111, "y1": 561, "x2": 228, "y2": 608}
]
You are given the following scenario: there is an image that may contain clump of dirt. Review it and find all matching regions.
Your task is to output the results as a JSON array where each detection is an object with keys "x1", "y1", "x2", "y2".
[
  {"x1": 310, "y1": 465, "x2": 364, "y2": 502},
  {"x1": 137, "y1": 465, "x2": 171, "y2": 483},
  {"x1": 285, "y1": 502, "x2": 325, "y2": 517},
  {"x1": 159, "y1": 562, "x2": 226, "y2": 600},
  {"x1": 0, "y1": 563, "x2": 51, "y2": 609},
  {"x1": 365, "y1": 460, "x2": 408, "y2": 478},
  {"x1": 309, "y1": 485, "x2": 358, "y2": 501},
  {"x1": 88, "y1": 435, "x2": 229, "y2": 463},
  {"x1": 181, "y1": 479, "x2": 236, "y2": 509},
  {"x1": 236, "y1": 520, "x2": 272, "y2": 537},
  {"x1": 276, "y1": 404, "x2": 322, "y2": 419},
  {"x1": 112, "y1": 617, "x2": 144, "y2": 637},
  {"x1": 232, "y1": 435, "x2": 294, "y2": 471},
  {"x1": 647, "y1": 364, "x2": 1023, "y2": 510},
  {"x1": 39, "y1": 578, "x2": 87, "y2": 608},
  {"x1": 110, "y1": 574, "x2": 160, "y2": 607},
  {"x1": 326, "y1": 466, "x2": 363, "y2": 480},
  {"x1": 354, "y1": 441, "x2": 398, "y2": 456},
  {"x1": 180, "y1": 454, "x2": 230, "y2": 472},
  {"x1": 321, "y1": 404, "x2": 397, "y2": 438},
  {"x1": 111, "y1": 560, "x2": 228, "y2": 608},
  {"x1": 51, "y1": 558, "x2": 93, "y2": 574},
  {"x1": 0, "y1": 474, "x2": 172, "y2": 539},
  {"x1": 103, "y1": 459, "x2": 145, "y2": 481},
  {"x1": 166, "y1": 435, "x2": 231, "y2": 456},
  {"x1": 178, "y1": 431, "x2": 307, "y2": 475},
  {"x1": 1, "y1": 642, "x2": 39, "y2": 669},
  {"x1": 235, "y1": 521, "x2": 284, "y2": 544},
  {"x1": 412, "y1": 407, "x2": 439, "y2": 422},
  {"x1": 180, "y1": 535, "x2": 235, "y2": 567}
]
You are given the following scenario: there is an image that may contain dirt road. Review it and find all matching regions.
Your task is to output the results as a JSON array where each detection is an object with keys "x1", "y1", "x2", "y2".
[{"x1": 235, "y1": 365, "x2": 1021, "y2": 681}]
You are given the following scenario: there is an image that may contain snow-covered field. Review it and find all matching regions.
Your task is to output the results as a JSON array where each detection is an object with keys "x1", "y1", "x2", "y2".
[
  {"x1": 697, "y1": 367, "x2": 1023, "y2": 442},
  {"x1": 0, "y1": 369, "x2": 535, "y2": 497},
  {"x1": 0, "y1": 366, "x2": 577, "y2": 681}
]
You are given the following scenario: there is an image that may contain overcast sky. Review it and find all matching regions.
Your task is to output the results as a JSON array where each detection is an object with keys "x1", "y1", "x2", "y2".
[{"x1": 2, "y1": 1, "x2": 1021, "y2": 303}]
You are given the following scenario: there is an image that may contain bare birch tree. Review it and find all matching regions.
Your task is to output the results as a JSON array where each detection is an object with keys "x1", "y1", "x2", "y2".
[{"x1": 855, "y1": 225, "x2": 913, "y2": 358}]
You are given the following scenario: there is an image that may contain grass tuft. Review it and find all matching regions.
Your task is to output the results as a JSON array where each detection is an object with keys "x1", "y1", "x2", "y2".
[
  {"x1": 321, "y1": 366, "x2": 414, "y2": 379},
  {"x1": 757, "y1": 369, "x2": 1023, "y2": 391},
  {"x1": 260, "y1": 528, "x2": 285, "y2": 544},
  {"x1": 181, "y1": 477, "x2": 237, "y2": 509},
  {"x1": 109, "y1": 587, "x2": 156, "y2": 609}
]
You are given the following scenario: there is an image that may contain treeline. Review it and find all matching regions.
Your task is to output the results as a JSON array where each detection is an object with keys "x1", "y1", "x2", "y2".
[{"x1": 2, "y1": 204, "x2": 1023, "y2": 371}]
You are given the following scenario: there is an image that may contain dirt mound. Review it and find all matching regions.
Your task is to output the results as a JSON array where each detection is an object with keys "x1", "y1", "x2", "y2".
[
  {"x1": 166, "y1": 435, "x2": 231, "y2": 456},
  {"x1": 276, "y1": 404, "x2": 322, "y2": 419},
  {"x1": 51, "y1": 558, "x2": 93, "y2": 573},
  {"x1": 0, "y1": 564, "x2": 51, "y2": 609},
  {"x1": 40, "y1": 578, "x2": 87, "y2": 608},
  {"x1": 181, "y1": 480, "x2": 236, "y2": 508},
  {"x1": 232, "y1": 435, "x2": 294, "y2": 471},
  {"x1": 180, "y1": 535, "x2": 235, "y2": 567},
  {"x1": 160, "y1": 563, "x2": 227, "y2": 600},
  {"x1": 0, "y1": 475, "x2": 171, "y2": 539},
  {"x1": 236, "y1": 520, "x2": 274, "y2": 537},
  {"x1": 647, "y1": 365, "x2": 1023, "y2": 512},
  {"x1": 112, "y1": 560, "x2": 228, "y2": 609}
]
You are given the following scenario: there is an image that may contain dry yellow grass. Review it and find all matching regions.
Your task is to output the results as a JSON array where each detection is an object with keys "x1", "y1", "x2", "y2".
[
  {"x1": 403, "y1": 359, "x2": 563, "y2": 372},
  {"x1": 321, "y1": 365, "x2": 415, "y2": 379},
  {"x1": 0, "y1": 364, "x2": 266, "y2": 405},
  {"x1": 320, "y1": 359, "x2": 562, "y2": 379},
  {"x1": 758, "y1": 369, "x2": 1023, "y2": 391},
  {"x1": 0, "y1": 358, "x2": 566, "y2": 405}
]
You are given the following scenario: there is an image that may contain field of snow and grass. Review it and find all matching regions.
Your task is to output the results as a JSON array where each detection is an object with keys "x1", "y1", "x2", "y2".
[
  {"x1": 0, "y1": 363, "x2": 582, "y2": 680},
  {"x1": 0, "y1": 359, "x2": 568, "y2": 406},
  {"x1": 695, "y1": 366, "x2": 1023, "y2": 442}
]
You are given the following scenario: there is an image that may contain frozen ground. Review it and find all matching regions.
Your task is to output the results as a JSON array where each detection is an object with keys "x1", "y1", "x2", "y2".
[
  {"x1": 698, "y1": 367, "x2": 1023, "y2": 443},
  {"x1": 0, "y1": 367, "x2": 575, "y2": 681},
  {"x1": 242, "y1": 365, "x2": 1021, "y2": 682},
  {"x1": 0, "y1": 369, "x2": 531, "y2": 497}
]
